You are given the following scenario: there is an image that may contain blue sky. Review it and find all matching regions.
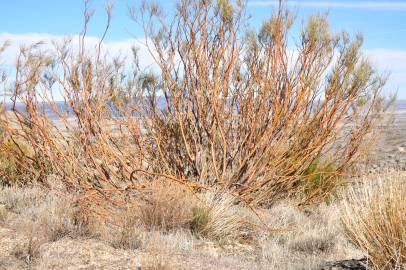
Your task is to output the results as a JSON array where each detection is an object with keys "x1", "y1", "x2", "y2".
[{"x1": 1, "y1": 0, "x2": 405, "y2": 98}]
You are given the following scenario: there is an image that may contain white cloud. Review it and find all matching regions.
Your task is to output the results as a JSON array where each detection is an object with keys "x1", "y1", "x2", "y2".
[
  {"x1": 248, "y1": 1, "x2": 406, "y2": 10},
  {"x1": 365, "y1": 49, "x2": 406, "y2": 96},
  {"x1": 365, "y1": 49, "x2": 406, "y2": 71},
  {"x1": 1, "y1": 32, "x2": 405, "y2": 97},
  {"x1": 0, "y1": 32, "x2": 155, "y2": 69}
]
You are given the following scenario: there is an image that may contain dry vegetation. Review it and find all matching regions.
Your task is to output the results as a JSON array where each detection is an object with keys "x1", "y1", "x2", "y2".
[
  {"x1": 0, "y1": 0, "x2": 403, "y2": 269},
  {"x1": 1, "y1": 184, "x2": 363, "y2": 269},
  {"x1": 342, "y1": 171, "x2": 406, "y2": 269}
]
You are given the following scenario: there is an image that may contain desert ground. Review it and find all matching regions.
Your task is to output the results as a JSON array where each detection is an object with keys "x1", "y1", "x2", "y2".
[
  {"x1": 0, "y1": 106, "x2": 405, "y2": 270},
  {"x1": 370, "y1": 107, "x2": 406, "y2": 171},
  {"x1": 2, "y1": 0, "x2": 406, "y2": 267}
]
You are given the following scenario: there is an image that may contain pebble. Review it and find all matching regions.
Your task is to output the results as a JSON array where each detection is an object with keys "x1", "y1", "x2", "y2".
[{"x1": 319, "y1": 258, "x2": 368, "y2": 270}]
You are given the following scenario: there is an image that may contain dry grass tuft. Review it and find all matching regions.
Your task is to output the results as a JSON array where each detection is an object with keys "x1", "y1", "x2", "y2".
[
  {"x1": 342, "y1": 171, "x2": 406, "y2": 269},
  {"x1": 137, "y1": 180, "x2": 197, "y2": 231},
  {"x1": 1, "y1": 186, "x2": 89, "y2": 242},
  {"x1": 0, "y1": 141, "x2": 34, "y2": 186},
  {"x1": 0, "y1": 186, "x2": 46, "y2": 213},
  {"x1": 108, "y1": 182, "x2": 250, "y2": 244},
  {"x1": 107, "y1": 212, "x2": 142, "y2": 250},
  {"x1": 190, "y1": 192, "x2": 250, "y2": 242},
  {"x1": 257, "y1": 200, "x2": 363, "y2": 269},
  {"x1": 139, "y1": 252, "x2": 175, "y2": 270},
  {"x1": 11, "y1": 234, "x2": 42, "y2": 265}
]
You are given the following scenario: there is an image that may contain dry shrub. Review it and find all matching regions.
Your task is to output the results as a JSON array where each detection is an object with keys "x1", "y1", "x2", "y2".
[
  {"x1": 1, "y1": 186, "x2": 89, "y2": 242},
  {"x1": 117, "y1": 181, "x2": 249, "y2": 243},
  {"x1": 190, "y1": 192, "x2": 249, "y2": 242},
  {"x1": 107, "y1": 210, "x2": 142, "y2": 250},
  {"x1": 0, "y1": 186, "x2": 46, "y2": 213},
  {"x1": 0, "y1": 0, "x2": 390, "y2": 225},
  {"x1": 140, "y1": 255, "x2": 174, "y2": 270},
  {"x1": 0, "y1": 3, "x2": 146, "y2": 217},
  {"x1": 258, "y1": 200, "x2": 363, "y2": 269},
  {"x1": 0, "y1": 140, "x2": 35, "y2": 186},
  {"x1": 132, "y1": 0, "x2": 390, "y2": 205},
  {"x1": 342, "y1": 171, "x2": 406, "y2": 269},
  {"x1": 11, "y1": 234, "x2": 42, "y2": 265},
  {"x1": 137, "y1": 180, "x2": 197, "y2": 231}
]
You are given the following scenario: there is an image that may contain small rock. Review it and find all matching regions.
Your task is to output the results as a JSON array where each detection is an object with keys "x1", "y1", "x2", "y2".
[
  {"x1": 319, "y1": 257, "x2": 368, "y2": 270},
  {"x1": 398, "y1": 146, "x2": 405, "y2": 152}
]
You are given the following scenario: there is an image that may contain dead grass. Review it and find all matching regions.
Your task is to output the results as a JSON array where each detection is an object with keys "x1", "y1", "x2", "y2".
[
  {"x1": 0, "y1": 184, "x2": 366, "y2": 269},
  {"x1": 256, "y1": 200, "x2": 363, "y2": 269},
  {"x1": 342, "y1": 171, "x2": 406, "y2": 269},
  {"x1": 136, "y1": 180, "x2": 197, "y2": 231},
  {"x1": 102, "y1": 182, "x2": 251, "y2": 247},
  {"x1": 11, "y1": 234, "x2": 42, "y2": 266},
  {"x1": 190, "y1": 192, "x2": 250, "y2": 242},
  {"x1": 140, "y1": 257, "x2": 174, "y2": 270},
  {"x1": 0, "y1": 186, "x2": 45, "y2": 214},
  {"x1": 34, "y1": 238, "x2": 139, "y2": 269},
  {"x1": 0, "y1": 186, "x2": 89, "y2": 244}
]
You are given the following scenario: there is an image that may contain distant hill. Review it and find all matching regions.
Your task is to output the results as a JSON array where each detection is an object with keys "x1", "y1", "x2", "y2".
[
  {"x1": 2, "y1": 99, "x2": 406, "y2": 119},
  {"x1": 396, "y1": 100, "x2": 406, "y2": 110}
]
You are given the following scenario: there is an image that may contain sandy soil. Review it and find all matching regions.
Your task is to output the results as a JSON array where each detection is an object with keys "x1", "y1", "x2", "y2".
[
  {"x1": 1, "y1": 106, "x2": 405, "y2": 270},
  {"x1": 369, "y1": 109, "x2": 406, "y2": 171}
]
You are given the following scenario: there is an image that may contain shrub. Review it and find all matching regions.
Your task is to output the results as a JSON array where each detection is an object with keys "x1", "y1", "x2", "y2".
[
  {"x1": 1, "y1": 186, "x2": 89, "y2": 241},
  {"x1": 190, "y1": 192, "x2": 249, "y2": 242},
  {"x1": 341, "y1": 171, "x2": 406, "y2": 269},
  {"x1": 0, "y1": 0, "x2": 389, "y2": 220},
  {"x1": 0, "y1": 140, "x2": 34, "y2": 186},
  {"x1": 136, "y1": 180, "x2": 197, "y2": 231},
  {"x1": 108, "y1": 211, "x2": 142, "y2": 250},
  {"x1": 301, "y1": 157, "x2": 340, "y2": 203},
  {"x1": 132, "y1": 0, "x2": 389, "y2": 205}
]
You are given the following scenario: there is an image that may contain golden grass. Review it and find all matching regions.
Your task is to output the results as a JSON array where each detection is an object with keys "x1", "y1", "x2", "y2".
[
  {"x1": 0, "y1": 184, "x2": 365, "y2": 269},
  {"x1": 342, "y1": 171, "x2": 406, "y2": 269},
  {"x1": 190, "y1": 192, "x2": 249, "y2": 242},
  {"x1": 136, "y1": 180, "x2": 197, "y2": 231}
]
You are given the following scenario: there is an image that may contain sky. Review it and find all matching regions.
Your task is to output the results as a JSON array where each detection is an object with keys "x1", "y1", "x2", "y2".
[{"x1": 0, "y1": 0, "x2": 405, "y2": 98}]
